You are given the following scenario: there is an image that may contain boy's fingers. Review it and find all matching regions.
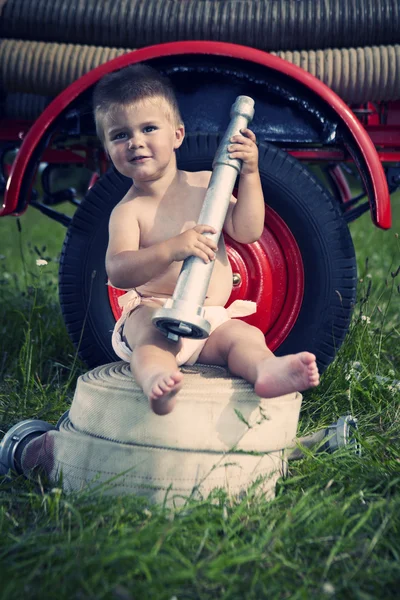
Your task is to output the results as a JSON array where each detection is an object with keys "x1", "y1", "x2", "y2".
[
  {"x1": 199, "y1": 239, "x2": 217, "y2": 253},
  {"x1": 230, "y1": 129, "x2": 256, "y2": 142},
  {"x1": 229, "y1": 143, "x2": 254, "y2": 152},
  {"x1": 229, "y1": 150, "x2": 255, "y2": 161},
  {"x1": 240, "y1": 128, "x2": 257, "y2": 141},
  {"x1": 230, "y1": 136, "x2": 251, "y2": 145},
  {"x1": 195, "y1": 224, "x2": 217, "y2": 234},
  {"x1": 196, "y1": 250, "x2": 212, "y2": 263},
  {"x1": 197, "y1": 240, "x2": 217, "y2": 259},
  {"x1": 229, "y1": 139, "x2": 255, "y2": 150}
]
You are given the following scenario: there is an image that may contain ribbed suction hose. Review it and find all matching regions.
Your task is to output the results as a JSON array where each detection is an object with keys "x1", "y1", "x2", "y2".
[
  {"x1": 273, "y1": 46, "x2": 400, "y2": 104},
  {"x1": 1, "y1": 39, "x2": 400, "y2": 104},
  {"x1": 0, "y1": 39, "x2": 129, "y2": 97},
  {"x1": 3, "y1": 93, "x2": 50, "y2": 120},
  {"x1": 0, "y1": 0, "x2": 398, "y2": 52}
]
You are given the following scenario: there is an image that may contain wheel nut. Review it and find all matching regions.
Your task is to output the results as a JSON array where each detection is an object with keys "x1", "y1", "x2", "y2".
[{"x1": 232, "y1": 273, "x2": 241, "y2": 286}]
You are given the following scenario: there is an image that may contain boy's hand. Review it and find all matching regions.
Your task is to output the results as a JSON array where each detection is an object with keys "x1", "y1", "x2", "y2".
[
  {"x1": 168, "y1": 224, "x2": 218, "y2": 263},
  {"x1": 228, "y1": 128, "x2": 258, "y2": 175}
]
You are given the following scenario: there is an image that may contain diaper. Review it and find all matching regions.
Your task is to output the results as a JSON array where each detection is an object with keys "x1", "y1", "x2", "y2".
[{"x1": 111, "y1": 288, "x2": 257, "y2": 367}]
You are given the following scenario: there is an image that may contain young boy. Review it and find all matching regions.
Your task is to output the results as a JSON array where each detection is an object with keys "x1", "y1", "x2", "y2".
[{"x1": 93, "y1": 64, "x2": 319, "y2": 416}]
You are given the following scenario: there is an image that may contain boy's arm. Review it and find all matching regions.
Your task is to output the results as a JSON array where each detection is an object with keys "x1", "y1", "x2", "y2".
[
  {"x1": 223, "y1": 128, "x2": 265, "y2": 244},
  {"x1": 106, "y1": 204, "x2": 172, "y2": 289},
  {"x1": 106, "y1": 202, "x2": 218, "y2": 290}
]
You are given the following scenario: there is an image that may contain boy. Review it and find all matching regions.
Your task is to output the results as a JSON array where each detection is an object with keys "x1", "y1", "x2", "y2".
[{"x1": 93, "y1": 64, "x2": 319, "y2": 416}]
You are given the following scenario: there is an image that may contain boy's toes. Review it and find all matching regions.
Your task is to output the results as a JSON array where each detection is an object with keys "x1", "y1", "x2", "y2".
[
  {"x1": 150, "y1": 385, "x2": 163, "y2": 399},
  {"x1": 170, "y1": 370, "x2": 184, "y2": 384},
  {"x1": 300, "y1": 352, "x2": 316, "y2": 366},
  {"x1": 146, "y1": 370, "x2": 183, "y2": 415},
  {"x1": 158, "y1": 377, "x2": 173, "y2": 393}
]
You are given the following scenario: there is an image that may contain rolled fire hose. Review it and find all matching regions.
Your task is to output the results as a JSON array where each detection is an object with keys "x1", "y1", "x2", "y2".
[
  {"x1": 0, "y1": 363, "x2": 302, "y2": 502},
  {"x1": 1, "y1": 39, "x2": 400, "y2": 106},
  {"x1": 152, "y1": 95, "x2": 255, "y2": 341},
  {"x1": 0, "y1": 0, "x2": 398, "y2": 52},
  {"x1": 0, "y1": 362, "x2": 360, "y2": 503}
]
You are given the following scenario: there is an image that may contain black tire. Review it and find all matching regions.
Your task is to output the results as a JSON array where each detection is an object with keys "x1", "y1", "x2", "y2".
[{"x1": 59, "y1": 134, "x2": 357, "y2": 371}]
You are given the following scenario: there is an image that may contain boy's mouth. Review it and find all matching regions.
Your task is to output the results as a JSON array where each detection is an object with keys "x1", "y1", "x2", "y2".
[{"x1": 130, "y1": 156, "x2": 150, "y2": 162}]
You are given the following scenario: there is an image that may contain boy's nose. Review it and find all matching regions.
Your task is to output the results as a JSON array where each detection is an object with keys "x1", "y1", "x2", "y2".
[{"x1": 128, "y1": 134, "x2": 143, "y2": 149}]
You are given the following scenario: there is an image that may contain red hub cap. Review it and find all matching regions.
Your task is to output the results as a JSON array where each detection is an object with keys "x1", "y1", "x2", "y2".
[{"x1": 108, "y1": 207, "x2": 304, "y2": 351}]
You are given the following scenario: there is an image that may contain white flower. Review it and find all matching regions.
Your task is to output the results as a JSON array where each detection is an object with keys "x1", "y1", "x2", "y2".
[
  {"x1": 361, "y1": 315, "x2": 371, "y2": 324},
  {"x1": 322, "y1": 582, "x2": 335, "y2": 595},
  {"x1": 36, "y1": 259, "x2": 48, "y2": 266},
  {"x1": 222, "y1": 504, "x2": 228, "y2": 521}
]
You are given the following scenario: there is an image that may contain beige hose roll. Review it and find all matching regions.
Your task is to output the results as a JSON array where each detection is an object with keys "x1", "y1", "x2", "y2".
[
  {"x1": 22, "y1": 417, "x2": 287, "y2": 503},
  {"x1": 1, "y1": 39, "x2": 400, "y2": 105},
  {"x1": 69, "y1": 362, "x2": 302, "y2": 453},
  {"x1": 21, "y1": 362, "x2": 302, "y2": 504}
]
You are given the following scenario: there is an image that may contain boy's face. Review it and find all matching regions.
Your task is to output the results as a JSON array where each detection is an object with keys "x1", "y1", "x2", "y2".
[{"x1": 102, "y1": 97, "x2": 184, "y2": 183}]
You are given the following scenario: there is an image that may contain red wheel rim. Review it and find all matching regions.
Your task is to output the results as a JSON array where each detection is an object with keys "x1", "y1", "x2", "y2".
[{"x1": 108, "y1": 207, "x2": 304, "y2": 351}]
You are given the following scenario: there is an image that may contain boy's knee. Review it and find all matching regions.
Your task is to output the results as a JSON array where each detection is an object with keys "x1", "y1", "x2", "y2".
[
  {"x1": 215, "y1": 319, "x2": 260, "y2": 351},
  {"x1": 229, "y1": 321, "x2": 267, "y2": 355},
  {"x1": 131, "y1": 328, "x2": 183, "y2": 356},
  {"x1": 225, "y1": 319, "x2": 259, "y2": 339}
]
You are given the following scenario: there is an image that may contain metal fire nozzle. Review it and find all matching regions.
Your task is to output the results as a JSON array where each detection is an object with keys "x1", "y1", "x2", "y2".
[{"x1": 152, "y1": 95, "x2": 255, "y2": 342}]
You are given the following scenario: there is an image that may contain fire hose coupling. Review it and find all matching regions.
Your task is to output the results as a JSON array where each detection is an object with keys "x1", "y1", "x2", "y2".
[
  {"x1": 288, "y1": 414, "x2": 361, "y2": 461},
  {"x1": 152, "y1": 95, "x2": 255, "y2": 342},
  {"x1": 323, "y1": 414, "x2": 361, "y2": 456},
  {"x1": 0, "y1": 418, "x2": 56, "y2": 476}
]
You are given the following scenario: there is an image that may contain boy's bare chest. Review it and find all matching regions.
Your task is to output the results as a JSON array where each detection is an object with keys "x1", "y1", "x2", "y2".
[{"x1": 138, "y1": 190, "x2": 206, "y2": 247}]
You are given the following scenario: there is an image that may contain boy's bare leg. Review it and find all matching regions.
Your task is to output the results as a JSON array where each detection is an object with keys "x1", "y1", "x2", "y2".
[
  {"x1": 123, "y1": 306, "x2": 183, "y2": 415},
  {"x1": 198, "y1": 320, "x2": 319, "y2": 397}
]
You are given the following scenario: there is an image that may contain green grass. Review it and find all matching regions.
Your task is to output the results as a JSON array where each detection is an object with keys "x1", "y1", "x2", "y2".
[{"x1": 0, "y1": 193, "x2": 399, "y2": 599}]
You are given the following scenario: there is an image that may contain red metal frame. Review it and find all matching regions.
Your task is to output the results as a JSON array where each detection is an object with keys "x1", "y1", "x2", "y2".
[
  {"x1": 326, "y1": 165, "x2": 352, "y2": 204},
  {"x1": 0, "y1": 41, "x2": 392, "y2": 228}
]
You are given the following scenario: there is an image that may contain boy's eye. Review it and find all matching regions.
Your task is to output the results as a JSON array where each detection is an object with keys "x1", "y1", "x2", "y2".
[
  {"x1": 143, "y1": 125, "x2": 157, "y2": 133},
  {"x1": 113, "y1": 132, "x2": 127, "y2": 140}
]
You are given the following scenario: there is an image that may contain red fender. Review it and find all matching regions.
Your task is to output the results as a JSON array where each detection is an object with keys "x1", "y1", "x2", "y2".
[{"x1": 1, "y1": 41, "x2": 391, "y2": 228}]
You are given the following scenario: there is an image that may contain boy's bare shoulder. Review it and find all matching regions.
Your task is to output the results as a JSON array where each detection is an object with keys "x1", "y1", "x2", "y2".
[{"x1": 109, "y1": 187, "x2": 138, "y2": 221}]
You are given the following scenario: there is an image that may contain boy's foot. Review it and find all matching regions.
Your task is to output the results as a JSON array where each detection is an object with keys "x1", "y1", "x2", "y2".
[
  {"x1": 144, "y1": 370, "x2": 184, "y2": 415},
  {"x1": 254, "y1": 352, "x2": 319, "y2": 398}
]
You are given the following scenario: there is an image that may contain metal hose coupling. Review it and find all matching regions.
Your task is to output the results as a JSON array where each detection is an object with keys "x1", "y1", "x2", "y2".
[
  {"x1": 287, "y1": 414, "x2": 361, "y2": 461},
  {"x1": 152, "y1": 95, "x2": 255, "y2": 342},
  {"x1": 0, "y1": 419, "x2": 56, "y2": 476}
]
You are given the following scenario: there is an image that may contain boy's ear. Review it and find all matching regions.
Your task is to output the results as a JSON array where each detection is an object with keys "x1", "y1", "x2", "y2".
[
  {"x1": 103, "y1": 144, "x2": 111, "y2": 161},
  {"x1": 174, "y1": 124, "x2": 185, "y2": 150}
]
